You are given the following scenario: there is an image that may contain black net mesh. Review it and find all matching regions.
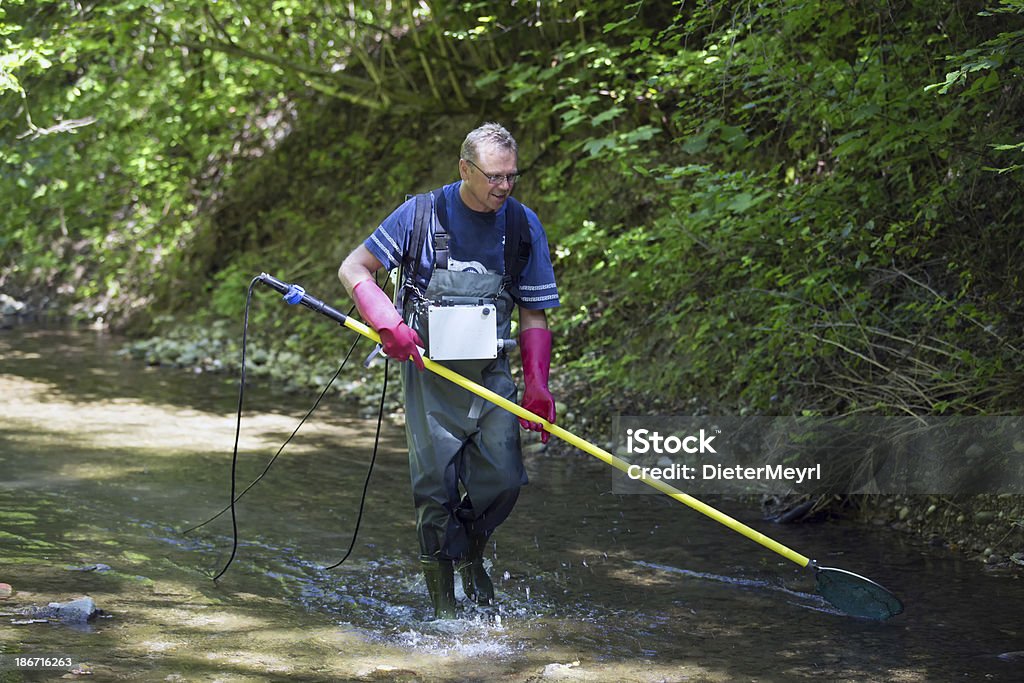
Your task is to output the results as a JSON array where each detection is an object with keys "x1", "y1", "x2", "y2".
[{"x1": 815, "y1": 566, "x2": 904, "y2": 621}]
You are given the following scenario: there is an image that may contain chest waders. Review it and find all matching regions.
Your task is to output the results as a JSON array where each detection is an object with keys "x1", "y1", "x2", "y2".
[{"x1": 402, "y1": 268, "x2": 525, "y2": 616}]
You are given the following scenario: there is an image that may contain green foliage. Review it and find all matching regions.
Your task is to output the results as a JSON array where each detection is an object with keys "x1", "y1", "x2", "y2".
[
  {"x1": 927, "y1": 0, "x2": 1024, "y2": 175},
  {"x1": 3, "y1": 0, "x2": 1023, "y2": 418},
  {"x1": 515, "y1": 0, "x2": 1024, "y2": 416}
]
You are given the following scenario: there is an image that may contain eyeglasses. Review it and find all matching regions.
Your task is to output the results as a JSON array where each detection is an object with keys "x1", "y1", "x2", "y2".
[{"x1": 464, "y1": 158, "x2": 521, "y2": 185}]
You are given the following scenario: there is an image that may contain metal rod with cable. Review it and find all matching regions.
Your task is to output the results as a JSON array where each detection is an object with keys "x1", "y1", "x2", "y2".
[{"x1": 254, "y1": 272, "x2": 904, "y2": 620}]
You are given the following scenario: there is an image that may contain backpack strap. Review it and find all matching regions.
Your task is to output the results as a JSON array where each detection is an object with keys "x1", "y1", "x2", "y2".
[
  {"x1": 502, "y1": 196, "x2": 532, "y2": 288},
  {"x1": 431, "y1": 187, "x2": 449, "y2": 271},
  {"x1": 400, "y1": 191, "x2": 434, "y2": 311}
]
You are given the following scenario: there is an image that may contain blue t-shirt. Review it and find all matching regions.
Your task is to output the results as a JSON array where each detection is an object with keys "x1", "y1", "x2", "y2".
[{"x1": 364, "y1": 182, "x2": 560, "y2": 310}]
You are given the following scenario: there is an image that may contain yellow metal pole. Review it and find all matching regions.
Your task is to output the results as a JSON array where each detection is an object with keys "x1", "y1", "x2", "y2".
[{"x1": 341, "y1": 314, "x2": 811, "y2": 569}]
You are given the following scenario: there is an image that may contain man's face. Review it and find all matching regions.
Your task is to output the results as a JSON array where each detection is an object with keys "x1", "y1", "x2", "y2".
[{"x1": 458, "y1": 144, "x2": 518, "y2": 213}]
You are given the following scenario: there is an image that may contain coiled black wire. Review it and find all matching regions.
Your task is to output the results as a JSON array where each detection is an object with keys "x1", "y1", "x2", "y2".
[{"x1": 189, "y1": 276, "x2": 389, "y2": 581}]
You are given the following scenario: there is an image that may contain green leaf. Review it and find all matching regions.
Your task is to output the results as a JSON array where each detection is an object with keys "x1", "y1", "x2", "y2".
[
  {"x1": 582, "y1": 137, "x2": 616, "y2": 156},
  {"x1": 591, "y1": 106, "x2": 625, "y2": 126}
]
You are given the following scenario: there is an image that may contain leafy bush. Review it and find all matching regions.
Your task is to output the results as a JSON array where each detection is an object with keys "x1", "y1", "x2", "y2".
[{"x1": 3, "y1": 0, "x2": 1022, "y2": 417}]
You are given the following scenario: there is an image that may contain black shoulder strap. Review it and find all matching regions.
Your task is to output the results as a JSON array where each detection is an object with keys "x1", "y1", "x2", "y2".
[
  {"x1": 403, "y1": 188, "x2": 449, "y2": 302},
  {"x1": 431, "y1": 187, "x2": 449, "y2": 271},
  {"x1": 405, "y1": 192, "x2": 432, "y2": 292},
  {"x1": 503, "y1": 196, "x2": 532, "y2": 285}
]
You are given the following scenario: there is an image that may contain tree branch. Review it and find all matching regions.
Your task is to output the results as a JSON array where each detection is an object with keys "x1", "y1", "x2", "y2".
[
  {"x1": 149, "y1": 22, "x2": 423, "y2": 110},
  {"x1": 18, "y1": 115, "x2": 98, "y2": 140}
]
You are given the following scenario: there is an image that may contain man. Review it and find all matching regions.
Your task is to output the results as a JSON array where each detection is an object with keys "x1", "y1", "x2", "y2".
[{"x1": 338, "y1": 123, "x2": 559, "y2": 619}]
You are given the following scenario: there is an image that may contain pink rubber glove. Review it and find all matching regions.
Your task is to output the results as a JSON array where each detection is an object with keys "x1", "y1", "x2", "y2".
[
  {"x1": 519, "y1": 327, "x2": 555, "y2": 443},
  {"x1": 352, "y1": 279, "x2": 425, "y2": 370}
]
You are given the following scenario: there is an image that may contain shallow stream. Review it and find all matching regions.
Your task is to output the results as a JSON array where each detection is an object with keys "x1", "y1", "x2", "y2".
[{"x1": 2, "y1": 327, "x2": 1023, "y2": 681}]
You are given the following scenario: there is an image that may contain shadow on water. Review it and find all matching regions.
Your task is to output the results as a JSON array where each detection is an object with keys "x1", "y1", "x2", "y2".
[{"x1": 3, "y1": 327, "x2": 1024, "y2": 681}]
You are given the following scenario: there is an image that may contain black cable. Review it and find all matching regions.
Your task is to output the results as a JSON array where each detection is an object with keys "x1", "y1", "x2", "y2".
[
  {"x1": 210, "y1": 276, "x2": 260, "y2": 582},
  {"x1": 182, "y1": 334, "x2": 361, "y2": 537},
  {"x1": 203, "y1": 270, "x2": 393, "y2": 581},
  {"x1": 323, "y1": 356, "x2": 389, "y2": 570},
  {"x1": 310, "y1": 268, "x2": 396, "y2": 570},
  {"x1": 206, "y1": 276, "x2": 361, "y2": 581}
]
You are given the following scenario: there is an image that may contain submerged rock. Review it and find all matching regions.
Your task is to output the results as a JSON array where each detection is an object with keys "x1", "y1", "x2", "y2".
[
  {"x1": 67, "y1": 563, "x2": 112, "y2": 573},
  {"x1": 1, "y1": 293, "x2": 27, "y2": 316},
  {"x1": 540, "y1": 660, "x2": 583, "y2": 679},
  {"x1": 29, "y1": 596, "x2": 101, "y2": 623},
  {"x1": 997, "y1": 651, "x2": 1024, "y2": 661}
]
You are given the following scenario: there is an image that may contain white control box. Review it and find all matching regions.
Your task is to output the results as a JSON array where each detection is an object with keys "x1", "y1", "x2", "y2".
[{"x1": 427, "y1": 304, "x2": 498, "y2": 360}]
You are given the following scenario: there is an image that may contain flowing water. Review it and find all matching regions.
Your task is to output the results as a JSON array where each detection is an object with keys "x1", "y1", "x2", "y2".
[{"x1": 2, "y1": 327, "x2": 1023, "y2": 682}]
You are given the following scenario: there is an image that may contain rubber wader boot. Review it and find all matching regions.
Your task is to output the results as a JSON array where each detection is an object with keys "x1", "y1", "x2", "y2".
[
  {"x1": 420, "y1": 558, "x2": 458, "y2": 619},
  {"x1": 456, "y1": 535, "x2": 495, "y2": 605}
]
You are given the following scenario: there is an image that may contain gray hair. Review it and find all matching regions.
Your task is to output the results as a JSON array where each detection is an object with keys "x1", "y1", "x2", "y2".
[{"x1": 460, "y1": 122, "x2": 518, "y2": 162}]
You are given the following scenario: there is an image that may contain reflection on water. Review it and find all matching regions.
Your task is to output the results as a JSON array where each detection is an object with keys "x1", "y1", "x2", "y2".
[
  {"x1": 632, "y1": 560, "x2": 841, "y2": 616},
  {"x1": 2, "y1": 327, "x2": 1024, "y2": 681}
]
